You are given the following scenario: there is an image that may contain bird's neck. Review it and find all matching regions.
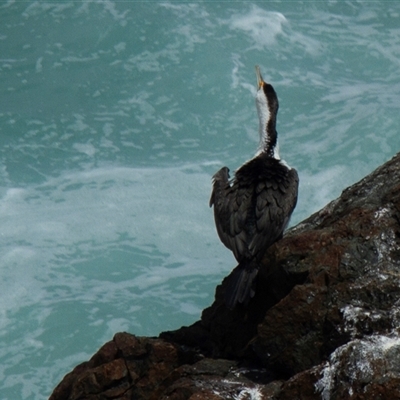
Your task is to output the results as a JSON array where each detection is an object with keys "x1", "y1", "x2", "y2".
[{"x1": 256, "y1": 98, "x2": 279, "y2": 159}]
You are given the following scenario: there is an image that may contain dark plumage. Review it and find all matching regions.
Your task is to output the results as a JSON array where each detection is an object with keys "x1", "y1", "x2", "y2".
[{"x1": 210, "y1": 66, "x2": 299, "y2": 309}]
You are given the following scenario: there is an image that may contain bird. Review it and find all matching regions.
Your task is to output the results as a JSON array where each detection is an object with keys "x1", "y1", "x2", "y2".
[{"x1": 209, "y1": 66, "x2": 299, "y2": 309}]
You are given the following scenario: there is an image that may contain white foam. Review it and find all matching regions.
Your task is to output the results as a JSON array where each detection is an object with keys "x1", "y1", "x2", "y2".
[
  {"x1": 234, "y1": 387, "x2": 263, "y2": 400},
  {"x1": 290, "y1": 164, "x2": 348, "y2": 226},
  {"x1": 315, "y1": 334, "x2": 400, "y2": 400},
  {"x1": 73, "y1": 142, "x2": 97, "y2": 157},
  {"x1": 229, "y1": 6, "x2": 287, "y2": 48},
  {"x1": 1, "y1": 165, "x2": 223, "y2": 255},
  {"x1": 22, "y1": 1, "x2": 73, "y2": 18},
  {"x1": 35, "y1": 56, "x2": 43, "y2": 73},
  {"x1": 113, "y1": 42, "x2": 126, "y2": 54},
  {"x1": 0, "y1": 164, "x2": 231, "y2": 317}
]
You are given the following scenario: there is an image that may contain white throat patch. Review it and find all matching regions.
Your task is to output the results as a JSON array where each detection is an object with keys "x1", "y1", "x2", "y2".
[{"x1": 256, "y1": 89, "x2": 271, "y2": 149}]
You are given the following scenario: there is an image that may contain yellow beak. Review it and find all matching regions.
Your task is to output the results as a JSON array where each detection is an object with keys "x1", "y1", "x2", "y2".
[{"x1": 255, "y1": 65, "x2": 264, "y2": 89}]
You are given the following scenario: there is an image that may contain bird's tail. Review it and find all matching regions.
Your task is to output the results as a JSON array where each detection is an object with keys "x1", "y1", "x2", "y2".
[{"x1": 225, "y1": 261, "x2": 259, "y2": 310}]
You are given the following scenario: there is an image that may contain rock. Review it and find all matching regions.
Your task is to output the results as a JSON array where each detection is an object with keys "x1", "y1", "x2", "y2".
[
  {"x1": 251, "y1": 150, "x2": 400, "y2": 379},
  {"x1": 49, "y1": 333, "x2": 200, "y2": 400},
  {"x1": 50, "y1": 153, "x2": 400, "y2": 400}
]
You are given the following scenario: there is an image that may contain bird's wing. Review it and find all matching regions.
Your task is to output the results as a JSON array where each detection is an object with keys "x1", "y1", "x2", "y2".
[
  {"x1": 210, "y1": 167, "x2": 252, "y2": 261},
  {"x1": 249, "y1": 166, "x2": 299, "y2": 259}
]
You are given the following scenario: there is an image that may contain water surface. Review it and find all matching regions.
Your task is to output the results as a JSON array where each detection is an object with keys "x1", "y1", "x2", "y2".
[{"x1": 1, "y1": 1, "x2": 400, "y2": 398}]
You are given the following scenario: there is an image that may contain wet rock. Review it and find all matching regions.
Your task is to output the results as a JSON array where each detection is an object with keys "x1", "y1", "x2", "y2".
[{"x1": 50, "y1": 153, "x2": 400, "y2": 400}]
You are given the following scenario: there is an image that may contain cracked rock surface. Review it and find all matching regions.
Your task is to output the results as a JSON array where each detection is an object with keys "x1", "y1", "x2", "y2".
[{"x1": 50, "y1": 153, "x2": 400, "y2": 400}]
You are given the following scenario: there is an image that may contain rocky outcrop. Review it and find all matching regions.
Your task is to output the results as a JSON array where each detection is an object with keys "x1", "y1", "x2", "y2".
[{"x1": 50, "y1": 153, "x2": 400, "y2": 400}]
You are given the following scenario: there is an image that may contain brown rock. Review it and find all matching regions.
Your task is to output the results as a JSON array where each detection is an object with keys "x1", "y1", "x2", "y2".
[
  {"x1": 50, "y1": 153, "x2": 400, "y2": 400},
  {"x1": 50, "y1": 333, "x2": 198, "y2": 400},
  {"x1": 251, "y1": 152, "x2": 400, "y2": 379}
]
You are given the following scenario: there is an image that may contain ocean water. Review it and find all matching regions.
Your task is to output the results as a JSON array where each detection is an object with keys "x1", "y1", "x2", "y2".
[{"x1": 1, "y1": 1, "x2": 400, "y2": 398}]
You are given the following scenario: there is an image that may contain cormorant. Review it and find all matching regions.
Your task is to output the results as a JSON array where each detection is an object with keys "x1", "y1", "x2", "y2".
[{"x1": 209, "y1": 66, "x2": 299, "y2": 309}]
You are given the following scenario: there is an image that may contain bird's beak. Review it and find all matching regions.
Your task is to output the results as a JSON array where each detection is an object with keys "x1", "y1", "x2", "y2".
[{"x1": 255, "y1": 65, "x2": 264, "y2": 89}]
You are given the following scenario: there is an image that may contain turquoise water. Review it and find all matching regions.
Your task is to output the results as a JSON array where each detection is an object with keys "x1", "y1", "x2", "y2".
[{"x1": 1, "y1": 1, "x2": 400, "y2": 398}]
